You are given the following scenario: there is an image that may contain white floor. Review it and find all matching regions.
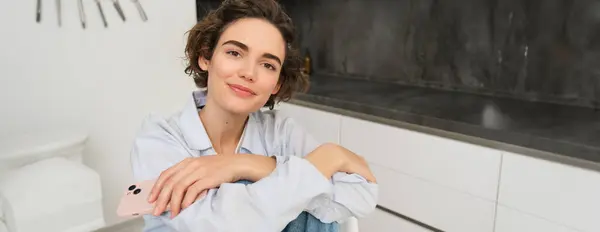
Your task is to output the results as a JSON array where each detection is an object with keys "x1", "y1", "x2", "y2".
[
  {"x1": 94, "y1": 217, "x2": 361, "y2": 232},
  {"x1": 94, "y1": 218, "x2": 144, "y2": 232}
]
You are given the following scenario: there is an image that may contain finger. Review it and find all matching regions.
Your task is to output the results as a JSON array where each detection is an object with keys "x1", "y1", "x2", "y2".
[
  {"x1": 358, "y1": 164, "x2": 377, "y2": 183},
  {"x1": 360, "y1": 159, "x2": 377, "y2": 183},
  {"x1": 347, "y1": 157, "x2": 376, "y2": 183},
  {"x1": 181, "y1": 181, "x2": 208, "y2": 209},
  {"x1": 366, "y1": 170, "x2": 377, "y2": 183},
  {"x1": 190, "y1": 189, "x2": 209, "y2": 208},
  {"x1": 169, "y1": 191, "x2": 183, "y2": 218},
  {"x1": 181, "y1": 168, "x2": 205, "y2": 209},
  {"x1": 149, "y1": 158, "x2": 192, "y2": 203},
  {"x1": 153, "y1": 163, "x2": 199, "y2": 216},
  {"x1": 153, "y1": 183, "x2": 174, "y2": 216},
  {"x1": 198, "y1": 189, "x2": 208, "y2": 199},
  {"x1": 169, "y1": 170, "x2": 206, "y2": 218},
  {"x1": 182, "y1": 182, "x2": 211, "y2": 210}
]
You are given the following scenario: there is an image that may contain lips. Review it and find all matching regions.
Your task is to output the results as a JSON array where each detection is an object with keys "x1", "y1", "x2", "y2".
[{"x1": 227, "y1": 83, "x2": 256, "y2": 97}]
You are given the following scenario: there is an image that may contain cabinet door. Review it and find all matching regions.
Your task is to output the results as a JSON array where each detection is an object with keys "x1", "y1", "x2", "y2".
[
  {"x1": 340, "y1": 116, "x2": 502, "y2": 201},
  {"x1": 495, "y1": 205, "x2": 579, "y2": 232},
  {"x1": 369, "y1": 162, "x2": 496, "y2": 232},
  {"x1": 358, "y1": 208, "x2": 432, "y2": 232},
  {"x1": 276, "y1": 103, "x2": 341, "y2": 144},
  {"x1": 340, "y1": 116, "x2": 500, "y2": 232},
  {"x1": 498, "y1": 151, "x2": 600, "y2": 232}
]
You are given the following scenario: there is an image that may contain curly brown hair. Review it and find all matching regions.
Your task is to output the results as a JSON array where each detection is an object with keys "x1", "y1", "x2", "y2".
[{"x1": 184, "y1": 0, "x2": 308, "y2": 110}]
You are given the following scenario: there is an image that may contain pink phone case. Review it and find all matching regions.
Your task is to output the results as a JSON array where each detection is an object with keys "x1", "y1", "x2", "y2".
[{"x1": 116, "y1": 179, "x2": 157, "y2": 218}]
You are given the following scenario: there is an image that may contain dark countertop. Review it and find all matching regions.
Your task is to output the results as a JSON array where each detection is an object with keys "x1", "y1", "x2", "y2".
[{"x1": 290, "y1": 75, "x2": 600, "y2": 166}]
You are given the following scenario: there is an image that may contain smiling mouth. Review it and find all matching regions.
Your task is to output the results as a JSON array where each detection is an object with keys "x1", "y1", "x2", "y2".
[{"x1": 227, "y1": 84, "x2": 256, "y2": 97}]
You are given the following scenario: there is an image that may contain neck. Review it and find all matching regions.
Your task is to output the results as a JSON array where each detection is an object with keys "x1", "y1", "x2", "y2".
[{"x1": 199, "y1": 98, "x2": 248, "y2": 154}]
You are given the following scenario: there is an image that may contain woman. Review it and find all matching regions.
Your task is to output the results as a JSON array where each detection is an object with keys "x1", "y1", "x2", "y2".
[{"x1": 130, "y1": 0, "x2": 378, "y2": 231}]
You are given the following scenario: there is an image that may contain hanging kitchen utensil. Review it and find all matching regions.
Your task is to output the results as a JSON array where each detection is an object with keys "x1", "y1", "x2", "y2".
[
  {"x1": 132, "y1": 0, "x2": 147, "y2": 22},
  {"x1": 95, "y1": 0, "x2": 108, "y2": 28},
  {"x1": 78, "y1": 0, "x2": 86, "y2": 29},
  {"x1": 36, "y1": 0, "x2": 42, "y2": 23},
  {"x1": 112, "y1": 0, "x2": 126, "y2": 22},
  {"x1": 56, "y1": 0, "x2": 62, "y2": 27}
]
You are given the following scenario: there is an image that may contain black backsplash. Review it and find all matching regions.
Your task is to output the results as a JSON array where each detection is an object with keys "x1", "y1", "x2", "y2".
[{"x1": 280, "y1": 0, "x2": 600, "y2": 108}]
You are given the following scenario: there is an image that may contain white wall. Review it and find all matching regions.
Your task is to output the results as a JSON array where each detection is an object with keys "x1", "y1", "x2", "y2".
[{"x1": 0, "y1": 0, "x2": 197, "y2": 226}]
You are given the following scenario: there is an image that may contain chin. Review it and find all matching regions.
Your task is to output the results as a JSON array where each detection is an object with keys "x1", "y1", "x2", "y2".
[{"x1": 220, "y1": 96, "x2": 264, "y2": 115}]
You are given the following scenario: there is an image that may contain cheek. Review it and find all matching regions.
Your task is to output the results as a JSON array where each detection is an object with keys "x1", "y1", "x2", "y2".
[
  {"x1": 257, "y1": 73, "x2": 281, "y2": 95},
  {"x1": 210, "y1": 55, "x2": 239, "y2": 80}
]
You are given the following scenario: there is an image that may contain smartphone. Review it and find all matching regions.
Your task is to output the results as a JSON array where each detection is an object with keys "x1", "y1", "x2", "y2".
[{"x1": 116, "y1": 179, "x2": 157, "y2": 218}]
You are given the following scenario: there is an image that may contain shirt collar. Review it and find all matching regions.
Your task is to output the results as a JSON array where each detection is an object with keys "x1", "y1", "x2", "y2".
[
  {"x1": 240, "y1": 113, "x2": 266, "y2": 155},
  {"x1": 178, "y1": 90, "x2": 211, "y2": 151},
  {"x1": 178, "y1": 90, "x2": 266, "y2": 155}
]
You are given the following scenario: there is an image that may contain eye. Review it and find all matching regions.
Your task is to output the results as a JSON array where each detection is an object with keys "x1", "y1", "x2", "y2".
[
  {"x1": 226, "y1": 50, "x2": 241, "y2": 57},
  {"x1": 263, "y1": 63, "x2": 276, "y2": 71}
]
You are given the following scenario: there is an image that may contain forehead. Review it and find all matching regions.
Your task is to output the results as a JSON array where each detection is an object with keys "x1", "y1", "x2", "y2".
[{"x1": 218, "y1": 18, "x2": 286, "y2": 59}]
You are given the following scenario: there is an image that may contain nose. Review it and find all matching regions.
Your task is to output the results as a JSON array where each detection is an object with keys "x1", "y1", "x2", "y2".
[{"x1": 239, "y1": 61, "x2": 255, "y2": 82}]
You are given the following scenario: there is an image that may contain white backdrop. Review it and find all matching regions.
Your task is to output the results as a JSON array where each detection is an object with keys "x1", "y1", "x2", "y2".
[{"x1": 0, "y1": 0, "x2": 197, "y2": 226}]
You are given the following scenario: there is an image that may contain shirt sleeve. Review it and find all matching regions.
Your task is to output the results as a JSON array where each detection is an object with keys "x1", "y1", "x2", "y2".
[
  {"x1": 277, "y1": 116, "x2": 379, "y2": 223},
  {"x1": 130, "y1": 115, "x2": 334, "y2": 232}
]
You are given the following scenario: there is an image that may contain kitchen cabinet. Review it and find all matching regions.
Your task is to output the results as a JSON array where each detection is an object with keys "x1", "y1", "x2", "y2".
[
  {"x1": 278, "y1": 102, "x2": 600, "y2": 232},
  {"x1": 278, "y1": 103, "x2": 499, "y2": 232},
  {"x1": 340, "y1": 115, "x2": 502, "y2": 200},
  {"x1": 494, "y1": 205, "x2": 579, "y2": 232},
  {"x1": 366, "y1": 161, "x2": 496, "y2": 232},
  {"x1": 497, "y1": 151, "x2": 600, "y2": 232},
  {"x1": 358, "y1": 208, "x2": 432, "y2": 232},
  {"x1": 340, "y1": 112, "x2": 500, "y2": 232},
  {"x1": 275, "y1": 103, "x2": 341, "y2": 144}
]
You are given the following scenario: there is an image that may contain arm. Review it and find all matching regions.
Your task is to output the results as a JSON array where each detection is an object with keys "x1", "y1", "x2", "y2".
[
  {"x1": 239, "y1": 143, "x2": 367, "y2": 182},
  {"x1": 239, "y1": 116, "x2": 378, "y2": 223},
  {"x1": 237, "y1": 147, "x2": 343, "y2": 182},
  {"x1": 130, "y1": 116, "x2": 336, "y2": 232},
  {"x1": 278, "y1": 117, "x2": 379, "y2": 223}
]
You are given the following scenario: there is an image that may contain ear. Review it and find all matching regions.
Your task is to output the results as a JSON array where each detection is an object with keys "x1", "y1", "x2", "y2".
[
  {"x1": 198, "y1": 55, "x2": 210, "y2": 72},
  {"x1": 271, "y1": 82, "x2": 281, "y2": 95}
]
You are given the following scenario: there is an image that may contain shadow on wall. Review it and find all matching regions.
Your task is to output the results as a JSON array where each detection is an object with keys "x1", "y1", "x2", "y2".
[{"x1": 281, "y1": 0, "x2": 600, "y2": 109}]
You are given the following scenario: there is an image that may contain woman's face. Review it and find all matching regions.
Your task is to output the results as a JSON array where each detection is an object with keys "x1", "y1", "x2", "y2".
[{"x1": 199, "y1": 18, "x2": 285, "y2": 115}]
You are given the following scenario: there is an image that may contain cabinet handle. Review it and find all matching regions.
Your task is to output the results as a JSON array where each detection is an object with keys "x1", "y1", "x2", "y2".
[{"x1": 376, "y1": 205, "x2": 445, "y2": 232}]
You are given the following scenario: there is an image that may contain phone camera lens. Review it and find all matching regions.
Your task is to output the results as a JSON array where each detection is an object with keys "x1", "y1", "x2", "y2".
[
  {"x1": 128, "y1": 185, "x2": 136, "y2": 191},
  {"x1": 133, "y1": 188, "x2": 142, "y2": 195}
]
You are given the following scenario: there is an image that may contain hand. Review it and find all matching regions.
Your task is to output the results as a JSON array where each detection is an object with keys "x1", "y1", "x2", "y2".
[
  {"x1": 148, "y1": 155, "x2": 242, "y2": 218},
  {"x1": 306, "y1": 143, "x2": 376, "y2": 183},
  {"x1": 305, "y1": 143, "x2": 346, "y2": 179},
  {"x1": 337, "y1": 146, "x2": 377, "y2": 183}
]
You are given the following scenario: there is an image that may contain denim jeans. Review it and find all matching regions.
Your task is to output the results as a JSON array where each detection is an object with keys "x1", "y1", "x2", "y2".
[{"x1": 281, "y1": 211, "x2": 339, "y2": 232}]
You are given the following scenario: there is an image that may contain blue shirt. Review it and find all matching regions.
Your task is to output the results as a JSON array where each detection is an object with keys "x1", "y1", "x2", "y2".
[{"x1": 130, "y1": 90, "x2": 378, "y2": 232}]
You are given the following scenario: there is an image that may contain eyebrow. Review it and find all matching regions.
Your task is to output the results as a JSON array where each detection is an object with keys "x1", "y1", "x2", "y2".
[{"x1": 222, "y1": 40, "x2": 282, "y2": 66}]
